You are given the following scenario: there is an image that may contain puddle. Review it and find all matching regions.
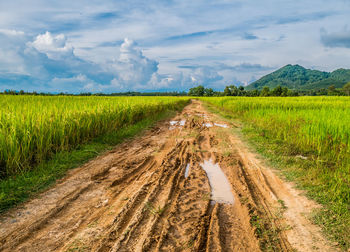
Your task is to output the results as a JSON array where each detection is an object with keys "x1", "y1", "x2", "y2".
[
  {"x1": 169, "y1": 120, "x2": 186, "y2": 130},
  {"x1": 185, "y1": 163, "x2": 190, "y2": 178},
  {"x1": 296, "y1": 155, "x2": 308, "y2": 160},
  {"x1": 195, "y1": 113, "x2": 209, "y2": 119},
  {"x1": 214, "y1": 123, "x2": 229, "y2": 128},
  {"x1": 203, "y1": 123, "x2": 213, "y2": 128},
  {"x1": 200, "y1": 159, "x2": 234, "y2": 204},
  {"x1": 203, "y1": 122, "x2": 229, "y2": 128}
]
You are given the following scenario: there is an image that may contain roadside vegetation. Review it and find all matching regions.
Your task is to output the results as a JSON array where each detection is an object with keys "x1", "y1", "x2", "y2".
[
  {"x1": 201, "y1": 96, "x2": 350, "y2": 250},
  {"x1": 0, "y1": 95, "x2": 189, "y2": 212},
  {"x1": 188, "y1": 81, "x2": 350, "y2": 97}
]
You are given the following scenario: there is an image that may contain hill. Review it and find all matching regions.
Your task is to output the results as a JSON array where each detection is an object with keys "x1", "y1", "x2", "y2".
[{"x1": 246, "y1": 64, "x2": 350, "y2": 90}]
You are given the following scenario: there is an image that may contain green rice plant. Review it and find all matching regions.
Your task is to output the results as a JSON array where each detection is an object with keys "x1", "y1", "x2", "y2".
[
  {"x1": 201, "y1": 96, "x2": 350, "y2": 204},
  {"x1": 0, "y1": 95, "x2": 189, "y2": 177},
  {"x1": 201, "y1": 96, "x2": 350, "y2": 249}
]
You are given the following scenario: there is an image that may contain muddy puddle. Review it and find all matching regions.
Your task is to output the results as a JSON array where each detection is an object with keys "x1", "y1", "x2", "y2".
[
  {"x1": 169, "y1": 120, "x2": 186, "y2": 129},
  {"x1": 195, "y1": 113, "x2": 209, "y2": 119},
  {"x1": 200, "y1": 159, "x2": 234, "y2": 204},
  {"x1": 202, "y1": 122, "x2": 229, "y2": 128},
  {"x1": 203, "y1": 122, "x2": 213, "y2": 128},
  {"x1": 185, "y1": 163, "x2": 190, "y2": 178},
  {"x1": 214, "y1": 123, "x2": 229, "y2": 128}
]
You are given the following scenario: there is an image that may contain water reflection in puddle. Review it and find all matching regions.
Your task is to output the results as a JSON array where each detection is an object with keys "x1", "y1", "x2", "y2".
[
  {"x1": 195, "y1": 113, "x2": 209, "y2": 119},
  {"x1": 185, "y1": 163, "x2": 190, "y2": 178},
  {"x1": 203, "y1": 123, "x2": 213, "y2": 128},
  {"x1": 169, "y1": 120, "x2": 186, "y2": 130},
  {"x1": 214, "y1": 123, "x2": 229, "y2": 128},
  {"x1": 202, "y1": 122, "x2": 229, "y2": 128},
  {"x1": 200, "y1": 159, "x2": 234, "y2": 204}
]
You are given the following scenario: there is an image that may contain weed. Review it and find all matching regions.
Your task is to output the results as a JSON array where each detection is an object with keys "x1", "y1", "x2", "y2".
[
  {"x1": 202, "y1": 192, "x2": 211, "y2": 201},
  {"x1": 278, "y1": 199, "x2": 287, "y2": 210},
  {"x1": 66, "y1": 239, "x2": 88, "y2": 252},
  {"x1": 87, "y1": 220, "x2": 98, "y2": 228},
  {"x1": 145, "y1": 202, "x2": 167, "y2": 216}
]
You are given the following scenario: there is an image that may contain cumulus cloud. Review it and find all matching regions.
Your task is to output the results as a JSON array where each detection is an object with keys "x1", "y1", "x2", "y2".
[
  {"x1": 88, "y1": 38, "x2": 163, "y2": 92},
  {"x1": 148, "y1": 72, "x2": 190, "y2": 90},
  {"x1": 107, "y1": 38, "x2": 158, "y2": 88},
  {"x1": 0, "y1": 31, "x2": 104, "y2": 92},
  {"x1": 320, "y1": 28, "x2": 350, "y2": 48},
  {"x1": 0, "y1": 31, "x2": 227, "y2": 93},
  {"x1": 27, "y1": 31, "x2": 74, "y2": 60},
  {"x1": 148, "y1": 66, "x2": 224, "y2": 91},
  {"x1": 189, "y1": 67, "x2": 223, "y2": 84}
]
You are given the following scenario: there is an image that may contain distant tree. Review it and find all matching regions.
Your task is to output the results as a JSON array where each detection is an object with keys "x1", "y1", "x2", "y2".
[
  {"x1": 317, "y1": 88, "x2": 328, "y2": 96},
  {"x1": 223, "y1": 85, "x2": 240, "y2": 96},
  {"x1": 343, "y1": 82, "x2": 350, "y2": 96},
  {"x1": 204, "y1": 88, "x2": 214, "y2": 96},
  {"x1": 79, "y1": 92, "x2": 92, "y2": 96},
  {"x1": 250, "y1": 89, "x2": 260, "y2": 97},
  {"x1": 214, "y1": 91, "x2": 224, "y2": 96},
  {"x1": 238, "y1": 86, "x2": 246, "y2": 96},
  {"x1": 307, "y1": 90, "x2": 317, "y2": 96},
  {"x1": 224, "y1": 86, "x2": 231, "y2": 96},
  {"x1": 188, "y1": 85, "x2": 205, "y2": 96},
  {"x1": 260, "y1": 86, "x2": 270, "y2": 96},
  {"x1": 281, "y1": 87, "x2": 289, "y2": 96},
  {"x1": 327, "y1": 85, "x2": 338, "y2": 96},
  {"x1": 288, "y1": 89, "x2": 299, "y2": 96},
  {"x1": 231, "y1": 85, "x2": 239, "y2": 96},
  {"x1": 271, "y1": 85, "x2": 283, "y2": 96}
]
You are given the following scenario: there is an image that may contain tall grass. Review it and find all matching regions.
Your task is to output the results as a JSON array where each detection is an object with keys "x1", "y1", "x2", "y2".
[
  {"x1": 201, "y1": 96, "x2": 350, "y2": 204},
  {"x1": 0, "y1": 95, "x2": 189, "y2": 177}
]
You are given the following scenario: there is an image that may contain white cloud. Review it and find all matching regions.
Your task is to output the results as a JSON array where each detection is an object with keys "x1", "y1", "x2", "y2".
[
  {"x1": 107, "y1": 38, "x2": 159, "y2": 88},
  {"x1": 0, "y1": 30, "x2": 243, "y2": 92},
  {"x1": 0, "y1": 29, "x2": 25, "y2": 36},
  {"x1": 28, "y1": 31, "x2": 73, "y2": 60},
  {"x1": 190, "y1": 67, "x2": 223, "y2": 85},
  {"x1": 50, "y1": 74, "x2": 103, "y2": 92}
]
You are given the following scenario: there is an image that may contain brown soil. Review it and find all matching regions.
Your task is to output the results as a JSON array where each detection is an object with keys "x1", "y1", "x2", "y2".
[{"x1": 0, "y1": 100, "x2": 338, "y2": 252}]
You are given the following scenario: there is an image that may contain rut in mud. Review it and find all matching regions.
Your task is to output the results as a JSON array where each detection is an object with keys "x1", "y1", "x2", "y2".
[{"x1": 0, "y1": 100, "x2": 337, "y2": 251}]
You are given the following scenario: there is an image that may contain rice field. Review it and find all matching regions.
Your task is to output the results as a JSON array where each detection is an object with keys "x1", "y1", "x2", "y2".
[
  {"x1": 0, "y1": 95, "x2": 189, "y2": 177},
  {"x1": 201, "y1": 96, "x2": 350, "y2": 204}
]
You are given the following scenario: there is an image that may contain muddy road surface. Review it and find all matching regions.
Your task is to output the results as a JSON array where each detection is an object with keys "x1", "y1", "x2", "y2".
[{"x1": 0, "y1": 100, "x2": 337, "y2": 251}]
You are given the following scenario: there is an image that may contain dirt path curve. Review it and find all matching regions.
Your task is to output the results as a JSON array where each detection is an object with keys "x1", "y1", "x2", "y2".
[{"x1": 0, "y1": 100, "x2": 337, "y2": 252}]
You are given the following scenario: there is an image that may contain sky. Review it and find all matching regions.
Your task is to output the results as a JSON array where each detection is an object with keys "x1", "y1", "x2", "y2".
[{"x1": 0, "y1": 0, "x2": 350, "y2": 93}]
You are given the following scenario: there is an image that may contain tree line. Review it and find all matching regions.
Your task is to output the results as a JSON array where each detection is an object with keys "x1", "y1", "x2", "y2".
[
  {"x1": 188, "y1": 82, "x2": 350, "y2": 97},
  {"x1": 187, "y1": 85, "x2": 299, "y2": 96},
  {"x1": 2, "y1": 82, "x2": 350, "y2": 97}
]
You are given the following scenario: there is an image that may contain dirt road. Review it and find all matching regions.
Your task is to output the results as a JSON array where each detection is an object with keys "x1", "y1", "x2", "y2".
[{"x1": 0, "y1": 100, "x2": 337, "y2": 251}]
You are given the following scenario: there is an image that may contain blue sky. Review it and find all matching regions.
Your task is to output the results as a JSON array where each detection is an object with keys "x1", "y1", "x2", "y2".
[{"x1": 0, "y1": 0, "x2": 350, "y2": 93}]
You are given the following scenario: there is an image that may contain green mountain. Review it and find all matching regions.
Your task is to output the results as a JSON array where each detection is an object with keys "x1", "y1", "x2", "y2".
[{"x1": 246, "y1": 64, "x2": 350, "y2": 90}]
